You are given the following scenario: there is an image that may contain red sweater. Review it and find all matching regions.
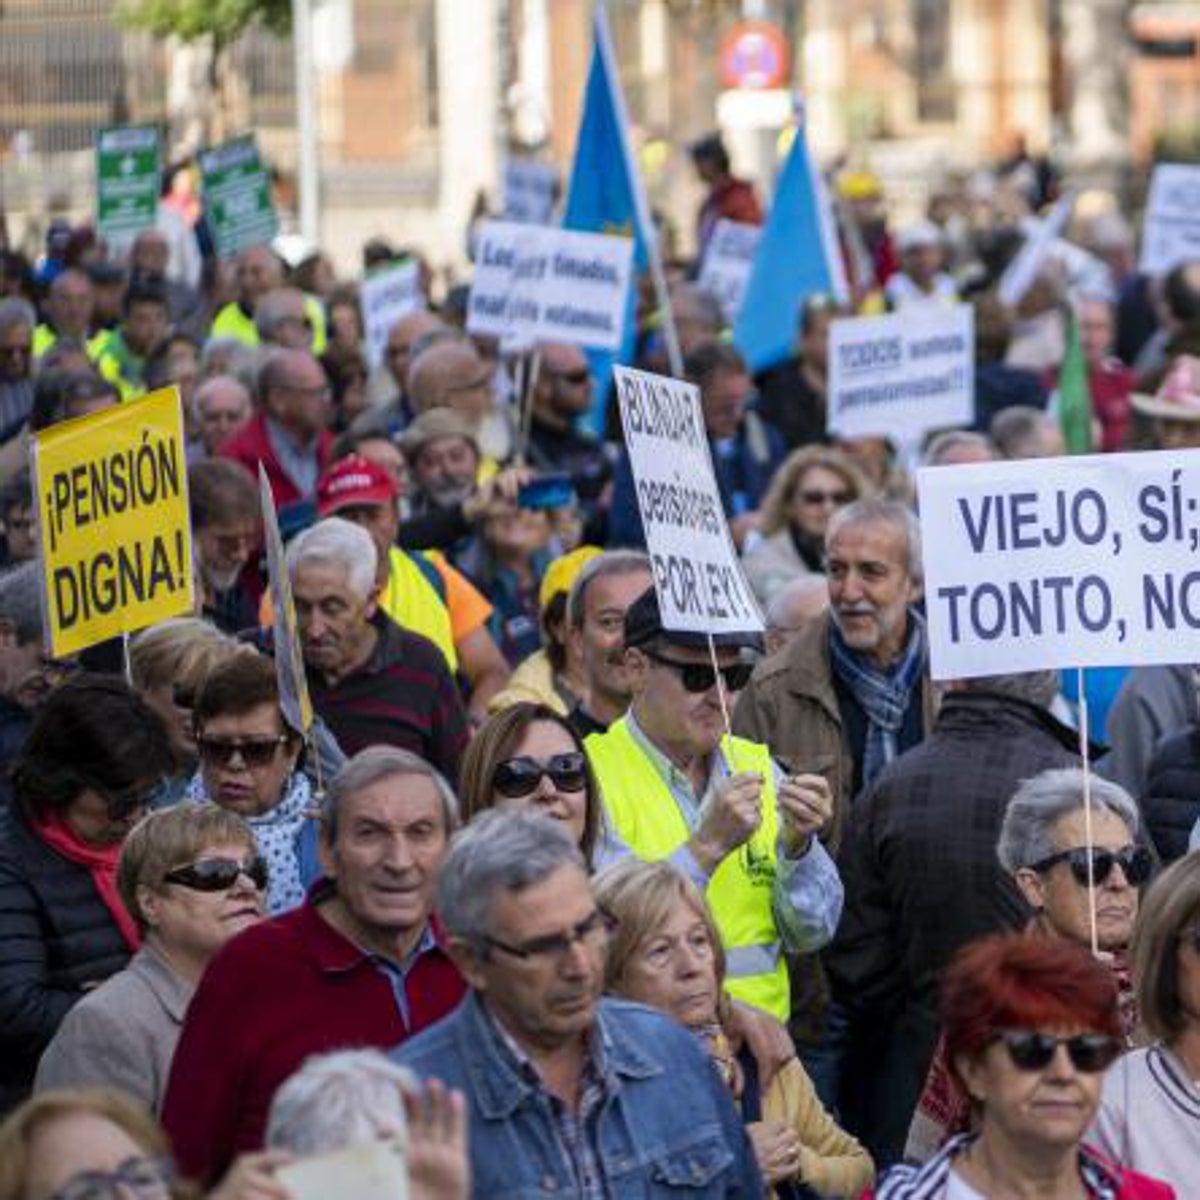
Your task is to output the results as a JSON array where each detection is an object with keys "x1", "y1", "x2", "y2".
[
  {"x1": 217, "y1": 411, "x2": 333, "y2": 510},
  {"x1": 161, "y1": 892, "x2": 464, "y2": 1185}
]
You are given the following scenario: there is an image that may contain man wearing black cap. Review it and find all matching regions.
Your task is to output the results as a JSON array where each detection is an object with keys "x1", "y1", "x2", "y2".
[{"x1": 584, "y1": 585, "x2": 842, "y2": 1022}]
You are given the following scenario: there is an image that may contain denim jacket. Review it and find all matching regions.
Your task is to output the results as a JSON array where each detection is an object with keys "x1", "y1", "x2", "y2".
[{"x1": 395, "y1": 994, "x2": 764, "y2": 1198}]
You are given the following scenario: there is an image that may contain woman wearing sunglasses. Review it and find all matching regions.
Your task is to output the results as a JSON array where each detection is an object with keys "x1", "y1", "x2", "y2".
[
  {"x1": 0, "y1": 675, "x2": 174, "y2": 1113},
  {"x1": 34, "y1": 804, "x2": 265, "y2": 1114},
  {"x1": 868, "y1": 933, "x2": 1173, "y2": 1199},
  {"x1": 1090, "y1": 852, "x2": 1200, "y2": 1196},
  {"x1": 908, "y1": 768, "x2": 1151, "y2": 1163},
  {"x1": 458, "y1": 702, "x2": 604, "y2": 868}
]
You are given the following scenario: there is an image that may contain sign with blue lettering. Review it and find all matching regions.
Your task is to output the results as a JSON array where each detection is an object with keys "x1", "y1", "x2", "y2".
[{"x1": 919, "y1": 450, "x2": 1200, "y2": 679}]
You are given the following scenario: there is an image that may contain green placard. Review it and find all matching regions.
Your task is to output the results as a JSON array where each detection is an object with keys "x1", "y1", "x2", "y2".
[
  {"x1": 199, "y1": 135, "x2": 279, "y2": 259},
  {"x1": 96, "y1": 126, "x2": 161, "y2": 243}
]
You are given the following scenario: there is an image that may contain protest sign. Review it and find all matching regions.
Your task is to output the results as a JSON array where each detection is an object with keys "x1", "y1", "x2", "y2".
[
  {"x1": 615, "y1": 366, "x2": 762, "y2": 636},
  {"x1": 698, "y1": 219, "x2": 762, "y2": 323},
  {"x1": 259, "y1": 468, "x2": 314, "y2": 736},
  {"x1": 95, "y1": 126, "x2": 161, "y2": 245},
  {"x1": 919, "y1": 449, "x2": 1200, "y2": 680},
  {"x1": 33, "y1": 388, "x2": 192, "y2": 657},
  {"x1": 827, "y1": 305, "x2": 974, "y2": 441},
  {"x1": 467, "y1": 220, "x2": 633, "y2": 352},
  {"x1": 502, "y1": 158, "x2": 559, "y2": 225},
  {"x1": 996, "y1": 191, "x2": 1075, "y2": 307},
  {"x1": 1139, "y1": 164, "x2": 1200, "y2": 276},
  {"x1": 199, "y1": 135, "x2": 279, "y2": 259},
  {"x1": 360, "y1": 260, "x2": 424, "y2": 371}
]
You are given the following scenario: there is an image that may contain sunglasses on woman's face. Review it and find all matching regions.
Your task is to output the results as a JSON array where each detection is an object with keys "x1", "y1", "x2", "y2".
[
  {"x1": 51, "y1": 1154, "x2": 174, "y2": 1200},
  {"x1": 196, "y1": 734, "x2": 290, "y2": 769},
  {"x1": 163, "y1": 855, "x2": 269, "y2": 893},
  {"x1": 493, "y1": 752, "x2": 588, "y2": 799},
  {"x1": 994, "y1": 1029, "x2": 1122, "y2": 1074},
  {"x1": 1030, "y1": 844, "x2": 1154, "y2": 888}
]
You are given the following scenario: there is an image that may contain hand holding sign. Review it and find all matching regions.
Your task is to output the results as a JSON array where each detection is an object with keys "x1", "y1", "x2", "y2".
[
  {"x1": 691, "y1": 771, "x2": 765, "y2": 873},
  {"x1": 777, "y1": 773, "x2": 833, "y2": 855}
]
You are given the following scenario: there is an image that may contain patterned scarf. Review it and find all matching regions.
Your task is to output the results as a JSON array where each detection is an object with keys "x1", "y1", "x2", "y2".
[{"x1": 828, "y1": 608, "x2": 927, "y2": 785}]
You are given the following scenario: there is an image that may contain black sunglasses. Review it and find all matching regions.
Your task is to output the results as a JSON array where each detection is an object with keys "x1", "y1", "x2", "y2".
[
  {"x1": 800, "y1": 489, "x2": 851, "y2": 506},
  {"x1": 164, "y1": 855, "x2": 269, "y2": 893},
  {"x1": 644, "y1": 649, "x2": 754, "y2": 694},
  {"x1": 197, "y1": 734, "x2": 291, "y2": 769},
  {"x1": 994, "y1": 1029, "x2": 1122, "y2": 1074},
  {"x1": 493, "y1": 752, "x2": 588, "y2": 799},
  {"x1": 1031, "y1": 844, "x2": 1154, "y2": 888}
]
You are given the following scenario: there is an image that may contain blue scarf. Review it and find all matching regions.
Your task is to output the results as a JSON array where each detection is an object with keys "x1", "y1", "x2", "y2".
[{"x1": 828, "y1": 609, "x2": 926, "y2": 786}]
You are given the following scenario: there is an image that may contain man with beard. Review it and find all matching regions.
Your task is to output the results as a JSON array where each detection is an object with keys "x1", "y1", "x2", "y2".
[{"x1": 188, "y1": 459, "x2": 262, "y2": 634}]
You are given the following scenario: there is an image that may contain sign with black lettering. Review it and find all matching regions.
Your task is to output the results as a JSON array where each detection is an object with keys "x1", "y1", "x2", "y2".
[
  {"x1": 33, "y1": 388, "x2": 193, "y2": 656},
  {"x1": 1140, "y1": 164, "x2": 1200, "y2": 276},
  {"x1": 828, "y1": 305, "x2": 974, "y2": 441},
  {"x1": 615, "y1": 366, "x2": 763, "y2": 636},
  {"x1": 919, "y1": 450, "x2": 1200, "y2": 679}
]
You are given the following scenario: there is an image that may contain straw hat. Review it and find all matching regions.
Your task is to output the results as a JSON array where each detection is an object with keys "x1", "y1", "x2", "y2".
[{"x1": 1131, "y1": 356, "x2": 1200, "y2": 423}]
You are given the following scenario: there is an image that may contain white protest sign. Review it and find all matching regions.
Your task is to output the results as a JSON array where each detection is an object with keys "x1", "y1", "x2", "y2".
[
  {"x1": 918, "y1": 449, "x2": 1200, "y2": 680},
  {"x1": 997, "y1": 192, "x2": 1075, "y2": 307},
  {"x1": 503, "y1": 158, "x2": 559, "y2": 225},
  {"x1": 360, "y1": 261, "x2": 423, "y2": 370},
  {"x1": 827, "y1": 305, "x2": 974, "y2": 441},
  {"x1": 615, "y1": 366, "x2": 763, "y2": 635},
  {"x1": 1139, "y1": 164, "x2": 1200, "y2": 276},
  {"x1": 698, "y1": 219, "x2": 762, "y2": 323},
  {"x1": 467, "y1": 220, "x2": 633, "y2": 352}
]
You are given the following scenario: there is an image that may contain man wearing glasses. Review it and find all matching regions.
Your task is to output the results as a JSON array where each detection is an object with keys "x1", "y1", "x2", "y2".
[
  {"x1": 585, "y1": 586, "x2": 842, "y2": 1024},
  {"x1": 397, "y1": 809, "x2": 763, "y2": 1197}
]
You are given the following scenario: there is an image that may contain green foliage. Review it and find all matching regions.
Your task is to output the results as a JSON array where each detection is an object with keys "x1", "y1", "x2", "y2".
[{"x1": 118, "y1": 0, "x2": 292, "y2": 44}]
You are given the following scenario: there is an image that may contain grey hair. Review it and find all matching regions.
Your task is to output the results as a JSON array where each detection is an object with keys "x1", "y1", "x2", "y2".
[
  {"x1": 0, "y1": 298, "x2": 35, "y2": 334},
  {"x1": 989, "y1": 406, "x2": 1056, "y2": 460},
  {"x1": 436, "y1": 809, "x2": 584, "y2": 946},
  {"x1": 254, "y1": 288, "x2": 308, "y2": 341},
  {"x1": 765, "y1": 575, "x2": 828, "y2": 627},
  {"x1": 923, "y1": 430, "x2": 995, "y2": 467},
  {"x1": 286, "y1": 516, "x2": 377, "y2": 599},
  {"x1": 997, "y1": 767, "x2": 1141, "y2": 874},
  {"x1": 826, "y1": 497, "x2": 922, "y2": 580},
  {"x1": 265, "y1": 1049, "x2": 416, "y2": 1156},
  {"x1": 322, "y1": 745, "x2": 459, "y2": 843},
  {"x1": 566, "y1": 549, "x2": 651, "y2": 629},
  {"x1": 964, "y1": 669, "x2": 1059, "y2": 709},
  {"x1": 0, "y1": 560, "x2": 44, "y2": 646}
]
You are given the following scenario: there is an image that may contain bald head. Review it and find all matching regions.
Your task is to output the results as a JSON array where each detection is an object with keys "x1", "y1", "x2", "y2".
[
  {"x1": 131, "y1": 229, "x2": 170, "y2": 277},
  {"x1": 194, "y1": 375, "x2": 252, "y2": 455},
  {"x1": 256, "y1": 287, "x2": 311, "y2": 349},
  {"x1": 386, "y1": 311, "x2": 446, "y2": 391},
  {"x1": 46, "y1": 268, "x2": 93, "y2": 341},
  {"x1": 238, "y1": 245, "x2": 285, "y2": 310},
  {"x1": 260, "y1": 349, "x2": 330, "y2": 440},
  {"x1": 407, "y1": 339, "x2": 493, "y2": 424}
]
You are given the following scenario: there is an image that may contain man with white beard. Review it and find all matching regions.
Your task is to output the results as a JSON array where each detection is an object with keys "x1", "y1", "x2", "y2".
[{"x1": 188, "y1": 459, "x2": 263, "y2": 634}]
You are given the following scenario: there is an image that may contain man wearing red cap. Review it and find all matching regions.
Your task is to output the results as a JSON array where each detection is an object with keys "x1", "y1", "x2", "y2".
[{"x1": 317, "y1": 455, "x2": 510, "y2": 719}]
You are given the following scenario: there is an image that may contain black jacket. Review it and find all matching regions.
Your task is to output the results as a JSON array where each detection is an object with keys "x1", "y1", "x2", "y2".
[
  {"x1": 1144, "y1": 726, "x2": 1200, "y2": 862},
  {"x1": 0, "y1": 805, "x2": 131, "y2": 1112}
]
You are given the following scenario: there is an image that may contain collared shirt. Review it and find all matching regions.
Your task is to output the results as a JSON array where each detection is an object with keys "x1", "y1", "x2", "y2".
[
  {"x1": 605, "y1": 710, "x2": 843, "y2": 955},
  {"x1": 369, "y1": 923, "x2": 438, "y2": 1027},
  {"x1": 265, "y1": 415, "x2": 321, "y2": 499},
  {"x1": 482, "y1": 1004, "x2": 611, "y2": 1200}
]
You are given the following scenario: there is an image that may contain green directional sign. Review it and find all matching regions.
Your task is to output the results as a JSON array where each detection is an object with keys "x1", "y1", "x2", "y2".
[
  {"x1": 96, "y1": 126, "x2": 161, "y2": 244},
  {"x1": 199, "y1": 134, "x2": 279, "y2": 259}
]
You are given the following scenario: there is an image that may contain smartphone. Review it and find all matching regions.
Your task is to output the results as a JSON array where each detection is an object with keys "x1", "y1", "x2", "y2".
[{"x1": 517, "y1": 473, "x2": 575, "y2": 510}]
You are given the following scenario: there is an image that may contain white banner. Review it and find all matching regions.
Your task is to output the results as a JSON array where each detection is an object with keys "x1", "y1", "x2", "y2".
[
  {"x1": 615, "y1": 366, "x2": 763, "y2": 635},
  {"x1": 502, "y1": 159, "x2": 559, "y2": 226},
  {"x1": 827, "y1": 305, "x2": 974, "y2": 441},
  {"x1": 360, "y1": 261, "x2": 424, "y2": 370},
  {"x1": 698, "y1": 219, "x2": 762, "y2": 322},
  {"x1": 918, "y1": 449, "x2": 1200, "y2": 680},
  {"x1": 467, "y1": 220, "x2": 633, "y2": 351},
  {"x1": 1139, "y1": 164, "x2": 1200, "y2": 277}
]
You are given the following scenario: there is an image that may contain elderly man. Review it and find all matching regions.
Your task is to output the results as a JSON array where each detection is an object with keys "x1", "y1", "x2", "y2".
[
  {"x1": 564, "y1": 549, "x2": 652, "y2": 738},
  {"x1": 287, "y1": 517, "x2": 468, "y2": 773},
  {"x1": 162, "y1": 747, "x2": 467, "y2": 1184},
  {"x1": 762, "y1": 576, "x2": 829, "y2": 658},
  {"x1": 32, "y1": 268, "x2": 95, "y2": 359},
  {"x1": 210, "y1": 244, "x2": 284, "y2": 346},
  {"x1": 527, "y1": 341, "x2": 602, "y2": 476},
  {"x1": 396, "y1": 810, "x2": 762, "y2": 1197},
  {"x1": 0, "y1": 298, "x2": 35, "y2": 441},
  {"x1": 192, "y1": 374, "x2": 252, "y2": 458},
  {"x1": 407, "y1": 337, "x2": 511, "y2": 463},
  {"x1": 989, "y1": 404, "x2": 1065, "y2": 459},
  {"x1": 189, "y1": 459, "x2": 262, "y2": 633},
  {"x1": 585, "y1": 586, "x2": 842, "y2": 1021},
  {"x1": 219, "y1": 348, "x2": 333, "y2": 509},
  {"x1": 367, "y1": 309, "x2": 447, "y2": 417},
  {"x1": 129, "y1": 228, "x2": 202, "y2": 333},
  {"x1": 255, "y1": 287, "x2": 313, "y2": 351},
  {"x1": 922, "y1": 429, "x2": 996, "y2": 468}
]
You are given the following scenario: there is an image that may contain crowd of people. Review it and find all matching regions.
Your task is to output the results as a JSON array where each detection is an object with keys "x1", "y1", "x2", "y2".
[{"x1": 1, "y1": 133, "x2": 1199, "y2": 1197}]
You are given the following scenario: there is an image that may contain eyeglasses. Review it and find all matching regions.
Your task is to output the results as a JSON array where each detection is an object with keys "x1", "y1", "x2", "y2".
[
  {"x1": 492, "y1": 752, "x2": 588, "y2": 799},
  {"x1": 51, "y1": 1154, "x2": 174, "y2": 1200},
  {"x1": 800, "y1": 489, "x2": 851, "y2": 506},
  {"x1": 482, "y1": 907, "x2": 616, "y2": 962},
  {"x1": 993, "y1": 1030, "x2": 1122, "y2": 1074},
  {"x1": 1030, "y1": 844, "x2": 1154, "y2": 888},
  {"x1": 553, "y1": 369, "x2": 591, "y2": 385},
  {"x1": 164, "y1": 854, "x2": 269, "y2": 893},
  {"x1": 197, "y1": 734, "x2": 291, "y2": 769},
  {"x1": 643, "y1": 649, "x2": 754, "y2": 694}
]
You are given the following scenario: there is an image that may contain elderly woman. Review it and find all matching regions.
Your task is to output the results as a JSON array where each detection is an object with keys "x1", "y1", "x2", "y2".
[
  {"x1": 867, "y1": 934, "x2": 1172, "y2": 1199},
  {"x1": 0, "y1": 676, "x2": 174, "y2": 1112},
  {"x1": 185, "y1": 650, "x2": 318, "y2": 914},
  {"x1": 742, "y1": 446, "x2": 869, "y2": 606},
  {"x1": 459, "y1": 702, "x2": 604, "y2": 869},
  {"x1": 1090, "y1": 852, "x2": 1200, "y2": 1195},
  {"x1": 34, "y1": 804, "x2": 266, "y2": 1113},
  {"x1": 596, "y1": 858, "x2": 874, "y2": 1199},
  {"x1": 907, "y1": 767, "x2": 1151, "y2": 1162}
]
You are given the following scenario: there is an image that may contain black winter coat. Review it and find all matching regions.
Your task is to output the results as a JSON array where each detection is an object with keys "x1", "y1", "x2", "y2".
[
  {"x1": 1144, "y1": 726, "x2": 1200, "y2": 863},
  {"x1": 0, "y1": 805, "x2": 131, "y2": 1113}
]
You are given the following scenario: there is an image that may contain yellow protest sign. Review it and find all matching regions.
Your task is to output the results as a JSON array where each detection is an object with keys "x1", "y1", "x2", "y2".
[{"x1": 33, "y1": 387, "x2": 194, "y2": 656}]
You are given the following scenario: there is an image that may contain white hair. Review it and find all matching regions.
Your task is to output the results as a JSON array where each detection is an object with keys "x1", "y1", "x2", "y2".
[
  {"x1": 266, "y1": 1049, "x2": 415, "y2": 1156},
  {"x1": 286, "y1": 516, "x2": 377, "y2": 598}
]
